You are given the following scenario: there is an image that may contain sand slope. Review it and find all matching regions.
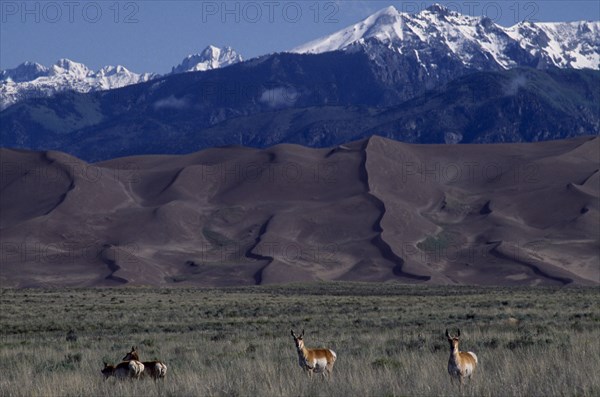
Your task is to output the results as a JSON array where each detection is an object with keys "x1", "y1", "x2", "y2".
[{"x1": 1, "y1": 137, "x2": 598, "y2": 287}]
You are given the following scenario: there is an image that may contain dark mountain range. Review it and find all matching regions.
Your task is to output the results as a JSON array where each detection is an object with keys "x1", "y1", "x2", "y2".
[
  {"x1": 193, "y1": 67, "x2": 600, "y2": 146},
  {"x1": 2, "y1": 4, "x2": 599, "y2": 161},
  {"x1": 1, "y1": 61, "x2": 598, "y2": 161},
  {"x1": 3, "y1": 3, "x2": 598, "y2": 110}
]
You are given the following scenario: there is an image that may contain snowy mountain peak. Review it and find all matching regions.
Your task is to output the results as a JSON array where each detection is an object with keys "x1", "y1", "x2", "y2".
[
  {"x1": 291, "y1": 4, "x2": 600, "y2": 71},
  {"x1": 202, "y1": 45, "x2": 222, "y2": 57},
  {"x1": 1, "y1": 45, "x2": 244, "y2": 110},
  {"x1": 424, "y1": 3, "x2": 450, "y2": 14},
  {"x1": 50, "y1": 58, "x2": 92, "y2": 79},
  {"x1": 372, "y1": 5, "x2": 400, "y2": 17},
  {"x1": 0, "y1": 61, "x2": 48, "y2": 83},
  {"x1": 54, "y1": 58, "x2": 82, "y2": 68},
  {"x1": 171, "y1": 45, "x2": 243, "y2": 74},
  {"x1": 98, "y1": 65, "x2": 131, "y2": 77},
  {"x1": 0, "y1": 59, "x2": 155, "y2": 110},
  {"x1": 291, "y1": 5, "x2": 405, "y2": 54}
]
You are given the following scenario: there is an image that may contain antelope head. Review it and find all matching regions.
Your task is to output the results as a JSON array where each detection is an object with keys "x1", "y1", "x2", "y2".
[
  {"x1": 101, "y1": 362, "x2": 114, "y2": 379},
  {"x1": 291, "y1": 329, "x2": 305, "y2": 351},
  {"x1": 446, "y1": 329, "x2": 460, "y2": 350},
  {"x1": 123, "y1": 346, "x2": 140, "y2": 361}
]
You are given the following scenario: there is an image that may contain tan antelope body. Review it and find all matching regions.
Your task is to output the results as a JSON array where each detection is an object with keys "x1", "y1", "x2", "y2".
[
  {"x1": 102, "y1": 360, "x2": 144, "y2": 380},
  {"x1": 446, "y1": 329, "x2": 478, "y2": 385},
  {"x1": 123, "y1": 347, "x2": 167, "y2": 380},
  {"x1": 291, "y1": 329, "x2": 337, "y2": 379}
]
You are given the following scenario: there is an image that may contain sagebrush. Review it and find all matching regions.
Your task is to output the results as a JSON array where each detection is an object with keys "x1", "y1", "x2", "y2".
[{"x1": 0, "y1": 284, "x2": 598, "y2": 396}]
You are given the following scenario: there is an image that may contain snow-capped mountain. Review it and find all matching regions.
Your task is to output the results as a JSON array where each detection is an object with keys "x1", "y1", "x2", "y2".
[
  {"x1": 0, "y1": 46, "x2": 242, "y2": 110},
  {"x1": 0, "y1": 61, "x2": 49, "y2": 83},
  {"x1": 0, "y1": 59, "x2": 156, "y2": 110},
  {"x1": 171, "y1": 45, "x2": 243, "y2": 73},
  {"x1": 291, "y1": 4, "x2": 600, "y2": 70}
]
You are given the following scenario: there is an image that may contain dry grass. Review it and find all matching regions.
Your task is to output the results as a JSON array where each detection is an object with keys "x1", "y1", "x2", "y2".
[{"x1": 0, "y1": 284, "x2": 598, "y2": 396}]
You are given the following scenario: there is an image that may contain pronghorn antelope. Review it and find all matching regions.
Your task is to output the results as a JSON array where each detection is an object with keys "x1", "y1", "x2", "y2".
[
  {"x1": 101, "y1": 360, "x2": 144, "y2": 380},
  {"x1": 123, "y1": 346, "x2": 168, "y2": 380},
  {"x1": 291, "y1": 329, "x2": 337, "y2": 379},
  {"x1": 446, "y1": 329, "x2": 478, "y2": 385}
]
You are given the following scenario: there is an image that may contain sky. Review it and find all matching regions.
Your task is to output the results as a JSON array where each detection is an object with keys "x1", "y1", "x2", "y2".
[{"x1": 1, "y1": 0, "x2": 599, "y2": 74}]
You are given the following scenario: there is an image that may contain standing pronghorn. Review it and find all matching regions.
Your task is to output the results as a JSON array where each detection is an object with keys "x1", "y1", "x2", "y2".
[
  {"x1": 446, "y1": 329, "x2": 478, "y2": 385},
  {"x1": 101, "y1": 360, "x2": 144, "y2": 380},
  {"x1": 123, "y1": 346, "x2": 168, "y2": 380},
  {"x1": 291, "y1": 329, "x2": 337, "y2": 379}
]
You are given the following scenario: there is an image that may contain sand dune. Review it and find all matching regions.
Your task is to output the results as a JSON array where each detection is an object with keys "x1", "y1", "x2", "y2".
[{"x1": 1, "y1": 136, "x2": 598, "y2": 287}]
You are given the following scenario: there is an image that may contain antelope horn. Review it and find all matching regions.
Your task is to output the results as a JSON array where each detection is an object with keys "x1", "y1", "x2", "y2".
[
  {"x1": 301, "y1": 329, "x2": 305, "y2": 337},
  {"x1": 445, "y1": 329, "x2": 450, "y2": 338},
  {"x1": 457, "y1": 329, "x2": 460, "y2": 337}
]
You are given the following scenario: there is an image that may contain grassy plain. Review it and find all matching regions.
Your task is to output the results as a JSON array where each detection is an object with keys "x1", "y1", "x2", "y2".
[{"x1": 0, "y1": 283, "x2": 598, "y2": 397}]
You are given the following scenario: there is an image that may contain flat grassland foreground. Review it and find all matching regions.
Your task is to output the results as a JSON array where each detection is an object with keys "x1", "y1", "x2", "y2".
[{"x1": 0, "y1": 284, "x2": 598, "y2": 397}]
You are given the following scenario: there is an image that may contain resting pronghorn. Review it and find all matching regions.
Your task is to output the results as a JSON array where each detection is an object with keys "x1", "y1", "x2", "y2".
[
  {"x1": 291, "y1": 329, "x2": 337, "y2": 379},
  {"x1": 101, "y1": 360, "x2": 144, "y2": 380},
  {"x1": 446, "y1": 329, "x2": 478, "y2": 385},
  {"x1": 123, "y1": 346, "x2": 168, "y2": 380}
]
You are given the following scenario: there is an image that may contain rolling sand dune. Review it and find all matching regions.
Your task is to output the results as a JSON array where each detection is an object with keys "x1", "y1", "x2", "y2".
[{"x1": 0, "y1": 136, "x2": 598, "y2": 287}]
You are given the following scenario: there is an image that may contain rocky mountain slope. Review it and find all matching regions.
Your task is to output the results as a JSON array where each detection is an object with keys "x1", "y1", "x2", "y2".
[{"x1": 1, "y1": 65, "x2": 597, "y2": 162}]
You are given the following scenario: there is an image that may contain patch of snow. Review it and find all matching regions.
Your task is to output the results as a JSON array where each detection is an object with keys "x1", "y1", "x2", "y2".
[{"x1": 290, "y1": 4, "x2": 599, "y2": 72}]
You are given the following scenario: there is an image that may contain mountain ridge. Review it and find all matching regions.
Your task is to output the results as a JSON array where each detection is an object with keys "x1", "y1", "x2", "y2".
[
  {"x1": 0, "y1": 45, "x2": 243, "y2": 110},
  {"x1": 1, "y1": 5, "x2": 598, "y2": 160},
  {"x1": 2, "y1": 66, "x2": 597, "y2": 162},
  {"x1": 171, "y1": 45, "x2": 243, "y2": 74},
  {"x1": 2, "y1": 4, "x2": 599, "y2": 111},
  {"x1": 291, "y1": 4, "x2": 600, "y2": 70}
]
